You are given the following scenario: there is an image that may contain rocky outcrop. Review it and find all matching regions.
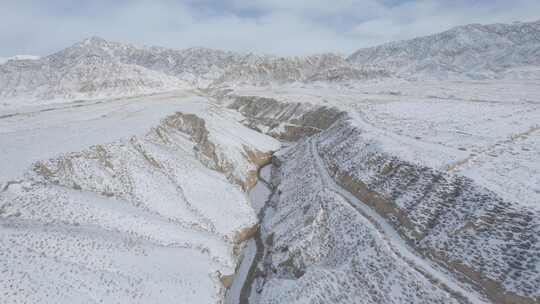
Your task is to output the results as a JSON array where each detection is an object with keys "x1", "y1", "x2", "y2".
[
  {"x1": 34, "y1": 111, "x2": 271, "y2": 195},
  {"x1": 225, "y1": 95, "x2": 344, "y2": 141},
  {"x1": 0, "y1": 106, "x2": 279, "y2": 304}
]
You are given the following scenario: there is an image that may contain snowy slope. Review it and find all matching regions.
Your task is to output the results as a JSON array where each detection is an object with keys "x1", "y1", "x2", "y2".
[
  {"x1": 250, "y1": 137, "x2": 488, "y2": 304},
  {"x1": 348, "y1": 20, "x2": 540, "y2": 80},
  {"x1": 226, "y1": 80, "x2": 540, "y2": 209},
  {"x1": 0, "y1": 46, "x2": 187, "y2": 105},
  {"x1": 0, "y1": 91, "x2": 280, "y2": 304},
  {"x1": 221, "y1": 80, "x2": 540, "y2": 304}
]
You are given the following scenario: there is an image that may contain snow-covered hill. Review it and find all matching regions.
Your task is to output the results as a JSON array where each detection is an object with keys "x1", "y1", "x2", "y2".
[
  {"x1": 0, "y1": 92, "x2": 280, "y2": 303},
  {"x1": 348, "y1": 20, "x2": 540, "y2": 80},
  {"x1": 0, "y1": 42, "x2": 187, "y2": 105}
]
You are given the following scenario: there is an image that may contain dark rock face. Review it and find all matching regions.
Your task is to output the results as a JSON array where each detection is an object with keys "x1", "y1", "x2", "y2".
[{"x1": 226, "y1": 95, "x2": 344, "y2": 141}]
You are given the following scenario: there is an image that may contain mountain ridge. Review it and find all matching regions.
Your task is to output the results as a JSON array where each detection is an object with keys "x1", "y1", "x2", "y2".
[
  {"x1": 347, "y1": 19, "x2": 540, "y2": 79},
  {"x1": 1, "y1": 19, "x2": 539, "y2": 104}
]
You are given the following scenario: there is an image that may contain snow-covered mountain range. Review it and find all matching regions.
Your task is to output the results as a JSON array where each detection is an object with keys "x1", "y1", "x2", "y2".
[
  {"x1": 2, "y1": 19, "x2": 537, "y2": 104},
  {"x1": 0, "y1": 37, "x2": 382, "y2": 104}
]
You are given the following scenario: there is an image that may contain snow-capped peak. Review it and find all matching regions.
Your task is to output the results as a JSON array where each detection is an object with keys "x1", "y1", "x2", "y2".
[{"x1": 81, "y1": 36, "x2": 108, "y2": 45}]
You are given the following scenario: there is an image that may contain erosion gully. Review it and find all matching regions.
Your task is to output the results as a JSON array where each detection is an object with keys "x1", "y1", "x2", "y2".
[{"x1": 225, "y1": 161, "x2": 275, "y2": 304}]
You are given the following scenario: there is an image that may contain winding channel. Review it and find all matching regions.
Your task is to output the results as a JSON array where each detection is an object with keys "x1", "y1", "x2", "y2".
[{"x1": 226, "y1": 162, "x2": 274, "y2": 304}]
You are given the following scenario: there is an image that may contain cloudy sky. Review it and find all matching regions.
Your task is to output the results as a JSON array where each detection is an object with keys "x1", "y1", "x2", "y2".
[{"x1": 2, "y1": 0, "x2": 539, "y2": 57}]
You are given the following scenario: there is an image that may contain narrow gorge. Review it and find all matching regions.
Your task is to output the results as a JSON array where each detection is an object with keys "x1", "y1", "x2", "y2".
[{"x1": 223, "y1": 92, "x2": 540, "y2": 304}]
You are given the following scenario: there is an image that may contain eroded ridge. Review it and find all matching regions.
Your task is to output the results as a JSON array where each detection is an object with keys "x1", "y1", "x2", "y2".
[{"x1": 0, "y1": 104, "x2": 280, "y2": 303}]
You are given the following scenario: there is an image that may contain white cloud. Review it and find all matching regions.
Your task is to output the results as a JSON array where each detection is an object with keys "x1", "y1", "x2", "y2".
[
  {"x1": 352, "y1": 0, "x2": 540, "y2": 44},
  {"x1": 0, "y1": 0, "x2": 538, "y2": 57}
]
